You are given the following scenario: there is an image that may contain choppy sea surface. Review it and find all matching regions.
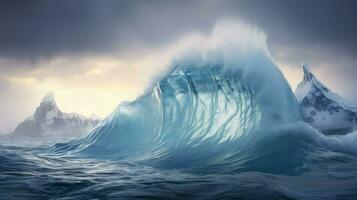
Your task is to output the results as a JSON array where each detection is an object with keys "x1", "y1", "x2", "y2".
[{"x1": 1, "y1": 133, "x2": 357, "y2": 200}]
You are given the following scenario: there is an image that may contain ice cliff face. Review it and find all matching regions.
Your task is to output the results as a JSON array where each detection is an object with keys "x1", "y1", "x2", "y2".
[
  {"x1": 295, "y1": 65, "x2": 357, "y2": 134},
  {"x1": 12, "y1": 92, "x2": 100, "y2": 137}
]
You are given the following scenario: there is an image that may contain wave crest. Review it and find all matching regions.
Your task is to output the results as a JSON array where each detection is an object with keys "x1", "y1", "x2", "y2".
[{"x1": 54, "y1": 60, "x2": 303, "y2": 171}]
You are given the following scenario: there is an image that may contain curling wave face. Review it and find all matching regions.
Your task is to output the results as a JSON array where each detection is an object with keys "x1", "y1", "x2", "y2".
[{"x1": 53, "y1": 61, "x2": 304, "y2": 173}]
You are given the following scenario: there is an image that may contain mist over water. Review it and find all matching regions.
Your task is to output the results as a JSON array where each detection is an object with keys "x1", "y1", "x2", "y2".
[{"x1": 2, "y1": 22, "x2": 357, "y2": 199}]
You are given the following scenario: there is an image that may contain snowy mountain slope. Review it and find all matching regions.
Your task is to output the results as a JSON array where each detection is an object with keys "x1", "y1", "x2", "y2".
[
  {"x1": 295, "y1": 65, "x2": 357, "y2": 134},
  {"x1": 11, "y1": 92, "x2": 101, "y2": 137}
]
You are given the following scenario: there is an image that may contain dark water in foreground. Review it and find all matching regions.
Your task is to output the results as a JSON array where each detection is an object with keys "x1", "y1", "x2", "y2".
[{"x1": 1, "y1": 135, "x2": 357, "y2": 200}]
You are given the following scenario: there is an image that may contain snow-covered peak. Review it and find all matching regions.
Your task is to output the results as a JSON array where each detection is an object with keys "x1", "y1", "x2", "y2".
[
  {"x1": 12, "y1": 92, "x2": 101, "y2": 137},
  {"x1": 296, "y1": 65, "x2": 357, "y2": 111},
  {"x1": 41, "y1": 92, "x2": 56, "y2": 105},
  {"x1": 295, "y1": 64, "x2": 325, "y2": 102},
  {"x1": 295, "y1": 64, "x2": 357, "y2": 134}
]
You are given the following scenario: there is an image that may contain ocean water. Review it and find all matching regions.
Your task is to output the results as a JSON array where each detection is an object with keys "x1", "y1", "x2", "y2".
[{"x1": 1, "y1": 131, "x2": 357, "y2": 200}]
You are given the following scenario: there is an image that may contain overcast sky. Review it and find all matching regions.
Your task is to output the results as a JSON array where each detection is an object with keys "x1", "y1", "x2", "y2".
[{"x1": 0, "y1": 0, "x2": 356, "y2": 133}]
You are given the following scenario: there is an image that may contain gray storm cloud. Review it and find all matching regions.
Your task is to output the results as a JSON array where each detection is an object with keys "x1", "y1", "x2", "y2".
[{"x1": 0, "y1": 0, "x2": 356, "y2": 60}]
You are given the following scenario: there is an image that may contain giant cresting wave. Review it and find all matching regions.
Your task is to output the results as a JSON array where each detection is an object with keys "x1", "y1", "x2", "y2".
[{"x1": 53, "y1": 21, "x2": 357, "y2": 174}]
